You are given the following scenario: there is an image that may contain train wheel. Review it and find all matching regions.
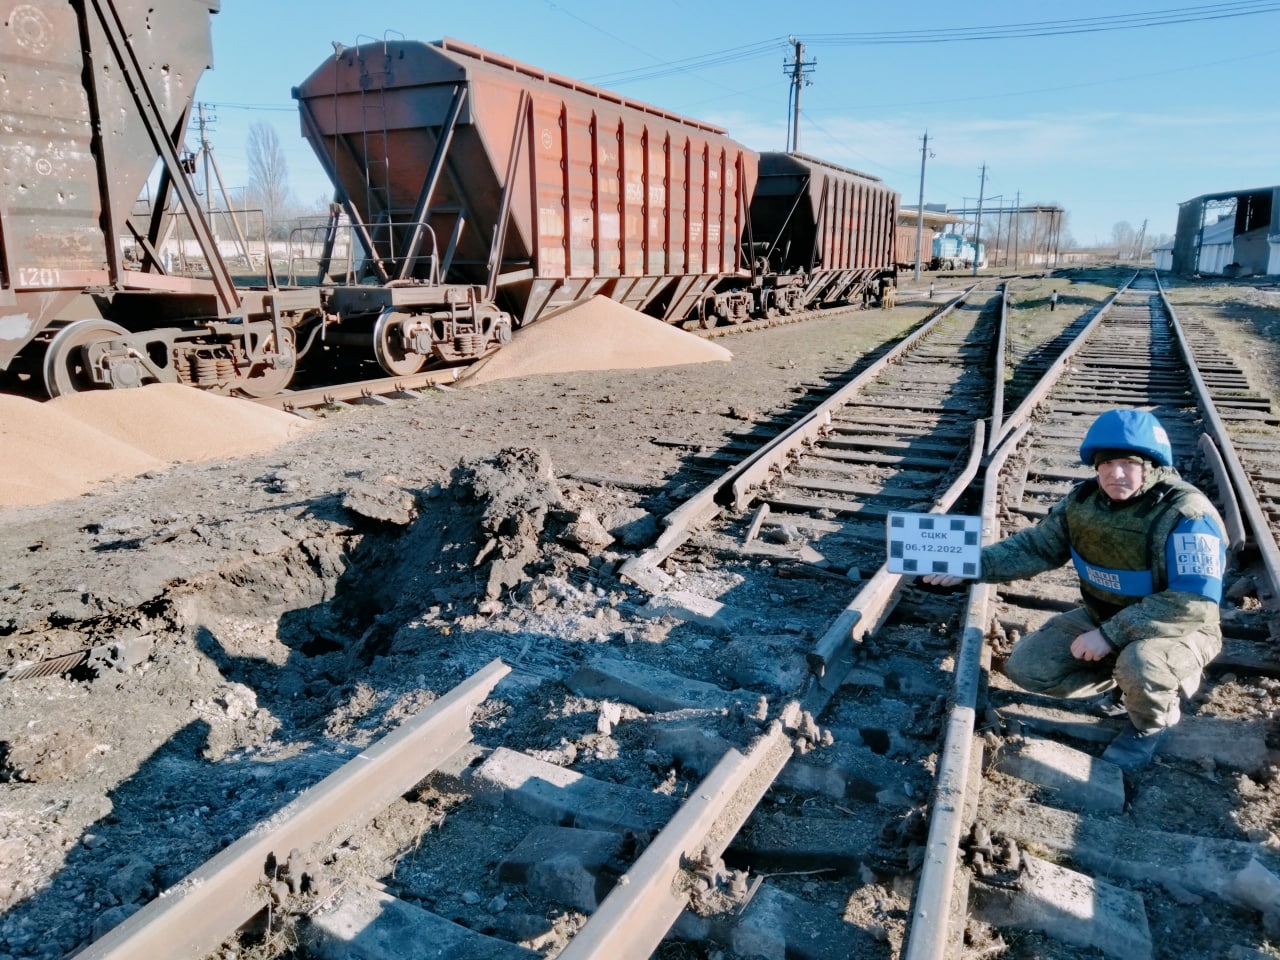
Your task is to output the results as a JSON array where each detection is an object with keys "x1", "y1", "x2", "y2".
[
  {"x1": 373, "y1": 311, "x2": 427, "y2": 376},
  {"x1": 234, "y1": 328, "x2": 297, "y2": 399},
  {"x1": 42, "y1": 319, "x2": 129, "y2": 397}
]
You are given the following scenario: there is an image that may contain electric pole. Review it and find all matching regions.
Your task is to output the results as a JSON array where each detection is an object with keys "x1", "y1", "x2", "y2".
[
  {"x1": 197, "y1": 102, "x2": 215, "y2": 232},
  {"x1": 191, "y1": 102, "x2": 254, "y2": 266},
  {"x1": 1013, "y1": 190, "x2": 1021, "y2": 268},
  {"x1": 913, "y1": 131, "x2": 933, "y2": 282},
  {"x1": 784, "y1": 37, "x2": 815, "y2": 152},
  {"x1": 1133, "y1": 218, "x2": 1148, "y2": 261},
  {"x1": 972, "y1": 164, "x2": 987, "y2": 278}
]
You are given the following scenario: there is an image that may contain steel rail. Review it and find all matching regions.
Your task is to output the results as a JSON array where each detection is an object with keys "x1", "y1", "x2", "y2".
[
  {"x1": 903, "y1": 421, "x2": 1028, "y2": 960},
  {"x1": 248, "y1": 301, "x2": 873, "y2": 415},
  {"x1": 728, "y1": 285, "x2": 981, "y2": 512},
  {"x1": 693, "y1": 300, "x2": 876, "y2": 339},
  {"x1": 251, "y1": 366, "x2": 468, "y2": 412},
  {"x1": 986, "y1": 283, "x2": 1009, "y2": 455},
  {"x1": 1155, "y1": 273, "x2": 1280, "y2": 610},
  {"x1": 77, "y1": 659, "x2": 510, "y2": 960},
  {"x1": 805, "y1": 419, "x2": 986, "y2": 693},
  {"x1": 620, "y1": 286, "x2": 981, "y2": 593},
  {"x1": 900, "y1": 273, "x2": 1165, "y2": 957},
  {"x1": 900, "y1": 273, "x2": 1131, "y2": 956},
  {"x1": 557, "y1": 725, "x2": 793, "y2": 960},
  {"x1": 986, "y1": 273, "x2": 1136, "y2": 453},
  {"x1": 567, "y1": 298, "x2": 997, "y2": 954},
  {"x1": 1197, "y1": 434, "x2": 1248, "y2": 554},
  {"x1": 903, "y1": 268, "x2": 1274, "y2": 955}
]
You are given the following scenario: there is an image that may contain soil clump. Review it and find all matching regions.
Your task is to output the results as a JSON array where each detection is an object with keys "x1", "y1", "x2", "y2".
[{"x1": 1, "y1": 276, "x2": 1276, "y2": 959}]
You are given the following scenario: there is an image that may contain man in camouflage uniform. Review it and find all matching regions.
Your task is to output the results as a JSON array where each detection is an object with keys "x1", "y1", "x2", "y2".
[{"x1": 924, "y1": 408, "x2": 1226, "y2": 770}]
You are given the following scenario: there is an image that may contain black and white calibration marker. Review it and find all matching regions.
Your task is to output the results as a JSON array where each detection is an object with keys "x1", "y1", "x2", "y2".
[{"x1": 886, "y1": 512, "x2": 982, "y2": 578}]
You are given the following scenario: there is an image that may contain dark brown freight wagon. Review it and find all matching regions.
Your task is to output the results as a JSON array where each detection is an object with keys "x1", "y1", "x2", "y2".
[
  {"x1": 749, "y1": 152, "x2": 898, "y2": 314},
  {"x1": 0, "y1": 0, "x2": 319, "y2": 398},
  {"x1": 293, "y1": 37, "x2": 758, "y2": 374}
]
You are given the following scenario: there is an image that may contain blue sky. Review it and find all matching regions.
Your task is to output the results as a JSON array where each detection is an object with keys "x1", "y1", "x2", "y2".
[{"x1": 194, "y1": 1, "x2": 1280, "y2": 247}]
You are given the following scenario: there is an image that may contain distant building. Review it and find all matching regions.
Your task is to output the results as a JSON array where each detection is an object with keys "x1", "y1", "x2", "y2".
[
  {"x1": 895, "y1": 205, "x2": 956, "y2": 271},
  {"x1": 1151, "y1": 240, "x2": 1174, "y2": 272},
  {"x1": 1172, "y1": 186, "x2": 1280, "y2": 277}
]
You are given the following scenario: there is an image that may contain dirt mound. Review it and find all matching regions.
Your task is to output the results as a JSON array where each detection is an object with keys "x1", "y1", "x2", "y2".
[
  {"x1": 458, "y1": 295, "x2": 731, "y2": 386},
  {"x1": 51, "y1": 383, "x2": 309, "y2": 462},
  {"x1": 0, "y1": 384, "x2": 312, "y2": 507},
  {"x1": 0, "y1": 395, "x2": 163, "y2": 506}
]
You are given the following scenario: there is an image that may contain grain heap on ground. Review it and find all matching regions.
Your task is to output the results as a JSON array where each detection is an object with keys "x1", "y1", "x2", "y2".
[
  {"x1": 0, "y1": 383, "x2": 311, "y2": 507},
  {"x1": 458, "y1": 295, "x2": 731, "y2": 386}
]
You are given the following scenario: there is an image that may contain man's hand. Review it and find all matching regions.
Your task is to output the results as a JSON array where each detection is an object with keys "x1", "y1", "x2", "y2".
[
  {"x1": 921, "y1": 573, "x2": 965, "y2": 587},
  {"x1": 1070, "y1": 629, "x2": 1113, "y2": 661}
]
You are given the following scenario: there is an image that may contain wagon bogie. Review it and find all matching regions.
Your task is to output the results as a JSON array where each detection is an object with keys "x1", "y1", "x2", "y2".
[
  {"x1": 322, "y1": 283, "x2": 514, "y2": 374},
  {"x1": 37, "y1": 314, "x2": 304, "y2": 398}
]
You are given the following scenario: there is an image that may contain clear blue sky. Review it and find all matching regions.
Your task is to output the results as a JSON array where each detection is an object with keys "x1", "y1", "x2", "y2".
[{"x1": 195, "y1": 1, "x2": 1280, "y2": 247}]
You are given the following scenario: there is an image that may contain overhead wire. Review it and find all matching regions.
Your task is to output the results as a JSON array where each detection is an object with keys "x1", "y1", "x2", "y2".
[
  {"x1": 588, "y1": 1, "x2": 1280, "y2": 85},
  {"x1": 808, "y1": 0, "x2": 1280, "y2": 44},
  {"x1": 587, "y1": 38, "x2": 788, "y2": 86}
]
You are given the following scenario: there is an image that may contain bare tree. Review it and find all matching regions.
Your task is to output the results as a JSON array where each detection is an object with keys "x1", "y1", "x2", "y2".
[
  {"x1": 1111, "y1": 221, "x2": 1137, "y2": 260},
  {"x1": 246, "y1": 121, "x2": 289, "y2": 240}
]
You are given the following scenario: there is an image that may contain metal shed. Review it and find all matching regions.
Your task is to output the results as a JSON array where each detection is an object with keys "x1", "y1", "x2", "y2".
[{"x1": 1172, "y1": 186, "x2": 1280, "y2": 277}]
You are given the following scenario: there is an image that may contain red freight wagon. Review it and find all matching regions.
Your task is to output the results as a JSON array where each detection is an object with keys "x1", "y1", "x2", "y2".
[
  {"x1": 895, "y1": 224, "x2": 935, "y2": 272},
  {"x1": 0, "y1": 0, "x2": 319, "y2": 398},
  {"x1": 294, "y1": 38, "x2": 758, "y2": 370},
  {"x1": 749, "y1": 153, "x2": 898, "y2": 313}
]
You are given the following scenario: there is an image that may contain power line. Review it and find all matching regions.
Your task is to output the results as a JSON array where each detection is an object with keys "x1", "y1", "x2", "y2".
[
  {"x1": 586, "y1": 38, "x2": 788, "y2": 86},
  {"x1": 202, "y1": 101, "x2": 296, "y2": 113},
  {"x1": 587, "y1": 2, "x2": 1278, "y2": 85},
  {"x1": 807, "y1": 1, "x2": 1280, "y2": 44},
  {"x1": 812, "y1": 44, "x2": 1280, "y2": 113}
]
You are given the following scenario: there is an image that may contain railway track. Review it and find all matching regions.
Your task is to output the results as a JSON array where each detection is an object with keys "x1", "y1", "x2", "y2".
[
  {"x1": 906, "y1": 271, "x2": 1280, "y2": 959},
  {"x1": 58, "y1": 273, "x2": 1280, "y2": 960},
  {"x1": 251, "y1": 294, "x2": 956, "y2": 415}
]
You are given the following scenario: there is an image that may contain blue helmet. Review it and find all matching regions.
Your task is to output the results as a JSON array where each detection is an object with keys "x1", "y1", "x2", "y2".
[{"x1": 1079, "y1": 409, "x2": 1173, "y2": 467}]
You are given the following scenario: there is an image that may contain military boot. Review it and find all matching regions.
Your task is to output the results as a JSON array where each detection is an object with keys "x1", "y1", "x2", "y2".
[
  {"x1": 1102, "y1": 723, "x2": 1171, "y2": 771},
  {"x1": 1083, "y1": 687, "x2": 1127, "y2": 719}
]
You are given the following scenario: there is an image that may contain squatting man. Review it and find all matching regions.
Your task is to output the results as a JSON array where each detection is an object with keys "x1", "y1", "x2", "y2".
[{"x1": 922, "y1": 408, "x2": 1226, "y2": 770}]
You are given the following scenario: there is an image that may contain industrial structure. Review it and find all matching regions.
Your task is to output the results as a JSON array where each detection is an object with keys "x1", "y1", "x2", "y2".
[{"x1": 1170, "y1": 186, "x2": 1280, "y2": 277}]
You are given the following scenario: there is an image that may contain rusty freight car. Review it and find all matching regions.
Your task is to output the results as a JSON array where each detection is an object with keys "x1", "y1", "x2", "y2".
[
  {"x1": 895, "y1": 223, "x2": 935, "y2": 273},
  {"x1": 0, "y1": 0, "x2": 320, "y2": 398},
  {"x1": 747, "y1": 152, "x2": 898, "y2": 316},
  {"x1": 293, "y1": 37, "x2": 758, "y2": 374}
]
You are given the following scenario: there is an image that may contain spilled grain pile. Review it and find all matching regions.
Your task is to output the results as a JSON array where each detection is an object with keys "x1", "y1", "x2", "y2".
[
  {"x1": 457, "y1": 295, "x2": 731, "y2": 386},
  {"x1": 0, "y1": 384, "x2": 311, "y2": 507}
]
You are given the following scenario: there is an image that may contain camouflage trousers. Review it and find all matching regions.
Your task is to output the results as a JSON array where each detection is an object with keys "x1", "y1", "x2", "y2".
[{"x1": 1003, "y1": 606, "x2": 1220, "y2": 732}]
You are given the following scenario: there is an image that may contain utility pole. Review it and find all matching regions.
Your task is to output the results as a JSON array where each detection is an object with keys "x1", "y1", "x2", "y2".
[
  {"x1": 190, "y1": 102, "x2": 253, "y2": 266},
  {"x1": 913, "y1": 131, "x2": 933, "y2": 281},
  {"x1": 972, "y1": 163, "x2": 987, "y2": 277},
  {"x1": 1133, "y1": 218, "x2": 1148, "y2": 261},
  {"x1": 784, "y1": 37, "x2": 815, "y2": 152},
  {"x1": 197, "y1": 102, "x2": 216, "y2": 234},
  {"x1": 1013, "y1": 190, "x2": 1021, "y2": 268}
]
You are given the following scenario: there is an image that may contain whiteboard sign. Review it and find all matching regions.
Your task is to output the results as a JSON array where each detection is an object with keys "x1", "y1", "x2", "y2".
[{"x1": 887, "y1": 512, "x2": 981, "y2": 578}]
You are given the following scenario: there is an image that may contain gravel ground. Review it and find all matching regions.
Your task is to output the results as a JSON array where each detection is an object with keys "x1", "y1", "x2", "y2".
[
  {"x1": 0, "y1": 288, "x2": 943, "y2": 959},
  {"x1": 1, "y1": 270, "x2": 1277, "y2": 960}
]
